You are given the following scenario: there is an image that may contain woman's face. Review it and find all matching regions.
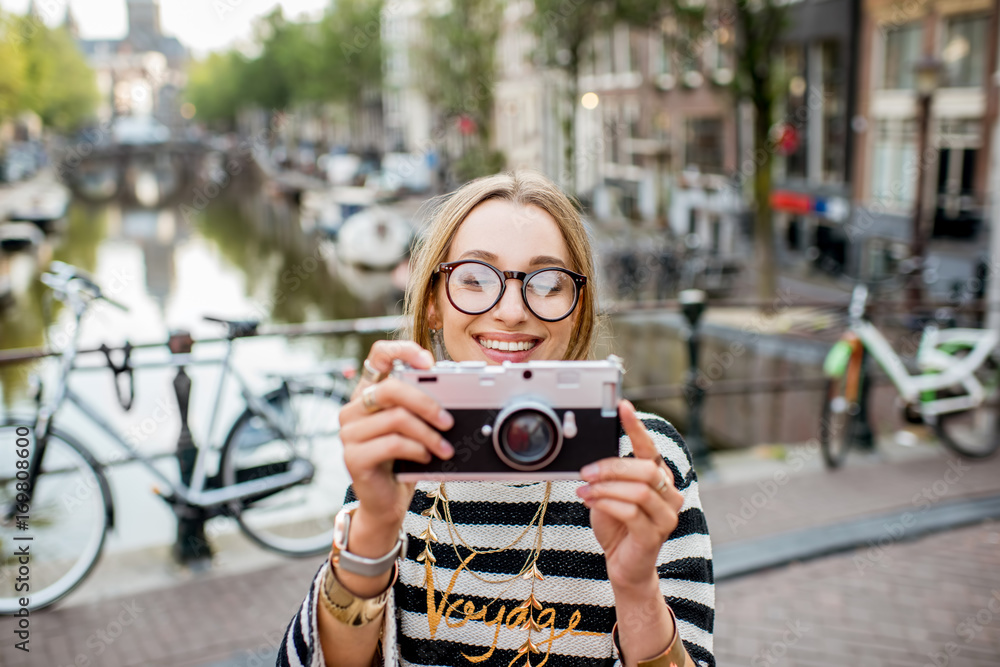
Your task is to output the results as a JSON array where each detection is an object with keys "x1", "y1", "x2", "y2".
[{"x1": 428, "y1": 199, "x2": 579, "y2": 364}]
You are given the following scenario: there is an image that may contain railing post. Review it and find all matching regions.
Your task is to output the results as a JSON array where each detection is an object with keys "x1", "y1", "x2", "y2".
[
  {"x1": 168, "y1": 330, "x2": 212, "y2": 565},
  {"x1": 679, "y1": 290, "x2": 712, "y2": 469}
]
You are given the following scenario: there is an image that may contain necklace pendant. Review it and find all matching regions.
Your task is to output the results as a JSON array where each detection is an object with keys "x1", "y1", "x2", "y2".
[
  {"x1": 419, "y1": 526, "x2": 439, "y2": 542},
  {"x1": 416, "y1": 546, "x2": 436, "y2": 563},
  {"x1": 521, "y1": 615, "x2": 542, "y2": 632},
  {"x1": 517, "y1": 637, "x2": 540, "y2": 655},
  {"x1": 522, "y1": 563, "x2": 544, "y2": 582}
]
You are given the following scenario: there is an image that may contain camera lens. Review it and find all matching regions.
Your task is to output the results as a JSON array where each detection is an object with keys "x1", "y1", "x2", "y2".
[{"x1": 499, "y1": 411, "x2": 555, "y2": 465}]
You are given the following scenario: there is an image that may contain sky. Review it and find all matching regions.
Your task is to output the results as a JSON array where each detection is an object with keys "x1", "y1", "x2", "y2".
[{"x1": 0, "y1": 0, "x2": 332, "y2": 57}]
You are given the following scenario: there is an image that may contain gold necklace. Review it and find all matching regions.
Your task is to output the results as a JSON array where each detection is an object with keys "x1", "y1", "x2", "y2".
[{"x1": 417, "y1": 481, "x2": 551, "y2": 664}]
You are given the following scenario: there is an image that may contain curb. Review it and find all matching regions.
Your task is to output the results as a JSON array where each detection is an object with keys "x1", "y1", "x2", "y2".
[{"x1": 714, "y1": 493, "x2": 1000, "y2": 581}]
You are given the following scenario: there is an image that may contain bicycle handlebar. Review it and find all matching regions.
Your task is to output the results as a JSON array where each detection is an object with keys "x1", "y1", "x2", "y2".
[{"x1": 40, "y1": 261, "x2": 131, "y2": 313}]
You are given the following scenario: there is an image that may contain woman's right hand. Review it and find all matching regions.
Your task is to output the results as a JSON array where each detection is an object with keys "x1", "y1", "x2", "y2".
[{"x1": 338, "y1": 340, "x2": 454, "y2": 539}]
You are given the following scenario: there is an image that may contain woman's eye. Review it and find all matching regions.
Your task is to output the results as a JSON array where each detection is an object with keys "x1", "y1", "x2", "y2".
[{"x1": 459, "y1": 275, "x2": 493, "y2": 290}]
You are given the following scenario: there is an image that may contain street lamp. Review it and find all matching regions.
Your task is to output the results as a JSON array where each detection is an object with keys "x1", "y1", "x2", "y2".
[{"x1": 908, "y1": 55, "x2": 942, "y2": 313}]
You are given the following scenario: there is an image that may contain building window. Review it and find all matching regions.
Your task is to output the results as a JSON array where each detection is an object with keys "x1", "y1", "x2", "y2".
[
  {"x1": 880, "y1": 22, "x2": 923, "y2": 90},
  {"x1": 624, "y1": 100, "x2": 641, "y2": 166},
  {"x1": 933, "y1": 118, "x2": 981, "y2": 237},
  {"x1": 657, "y1": 30, "x2": 673, "y2": 75},
  {"x1": 870, "y1": 118, "x2": 918, "y2": 210},
  {"x1": 684, "y1": 117, "x2": 723, "y2": 173},
  {"x1": 822, "y1": 41, "x2": 847, "y2": 183},
  {"x1": 614, "y1": 24, "x2": 635, "y2": 74},
  {"x1": 941, "y1": 14, "x2": 988, "y2": 88},
  {"x1": 594, "y1": 30, "x2": 613, "y2": 75}
]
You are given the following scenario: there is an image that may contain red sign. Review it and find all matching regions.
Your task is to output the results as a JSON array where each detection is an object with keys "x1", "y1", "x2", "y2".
[{"x1": 770, "y1": 190, "x2": 812, "y2": 214}]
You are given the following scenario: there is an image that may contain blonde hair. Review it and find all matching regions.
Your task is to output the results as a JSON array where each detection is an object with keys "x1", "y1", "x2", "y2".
[{"x1": 404, "y1": 171, "x2": 599, "y2": 361}]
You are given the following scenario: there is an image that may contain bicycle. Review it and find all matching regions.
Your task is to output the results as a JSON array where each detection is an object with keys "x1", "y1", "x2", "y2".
[
  {"x1": 0, "y1": 261, "x2": 354, "y2": 612},
  {"x1": 820, "y1": 282, "x2": 1000, "y2": 468}
]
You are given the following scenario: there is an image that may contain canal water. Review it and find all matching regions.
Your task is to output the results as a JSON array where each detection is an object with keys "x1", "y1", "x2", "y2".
[{"x1": 1, "y1": 171, "x2": 402, "y2": 553}]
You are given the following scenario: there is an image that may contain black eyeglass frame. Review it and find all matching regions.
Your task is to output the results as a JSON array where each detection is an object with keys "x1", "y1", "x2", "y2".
[{"x1": 434, "y1": 260, "x2": 587, "y2": 322}]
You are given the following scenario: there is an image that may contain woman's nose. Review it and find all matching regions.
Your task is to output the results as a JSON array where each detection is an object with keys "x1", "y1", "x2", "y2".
[{"x1": 492, "y1": 282, "x2": 529, "y2": 324}]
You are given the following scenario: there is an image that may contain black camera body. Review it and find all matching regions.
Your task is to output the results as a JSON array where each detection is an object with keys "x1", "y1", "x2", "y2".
[{"x1": 392, "y1": 356, "x2": 623, "y2": 480}]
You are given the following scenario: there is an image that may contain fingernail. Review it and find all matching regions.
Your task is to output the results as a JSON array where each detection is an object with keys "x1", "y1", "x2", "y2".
[
  {"x1": 422, "y1": 351, "x2": 435, "y2": 366},
  {"x1": 438, "y1": 409, "x2": 454, "y2": 430},
  {"x1": 581, "y1": 463, "x2": 599, "y2": 480},
  {"x1": 440, "y1": 439, "x2": 454, "y2": 458},
  {"x1": 576, "y1": 485, "x2": 591, "y2": 498}
]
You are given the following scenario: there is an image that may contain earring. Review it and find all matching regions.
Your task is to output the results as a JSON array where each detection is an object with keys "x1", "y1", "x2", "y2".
[{"x1": 430, "y1": 328, "x2": 450, "y2": 361}]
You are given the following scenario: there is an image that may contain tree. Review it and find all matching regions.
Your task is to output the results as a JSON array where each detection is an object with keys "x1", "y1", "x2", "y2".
[
  {"x1": 416, "y1": 0, "x2": 504, "y2": 182},
  {"x1": 17, "y1": 19, "x2": 98, "y2": 130},
  {"x1": 0, "y1": 12, "x2": 27, "y2": 122},
  {"x1": 321, "y1": 0, "x2": 384, "y2": 105},
  {"x1": 186, "y1": 51, "x2": 249, "y2": 128},
  {"x1": 0, "y1": 13, "x2": 97, "y2": 131},
  {"x1": 184, "y1": 1, "x2": 385, "y2": 132},
  {"x1": 729, "y1": 0, "x2": 789, "y2": 301}
]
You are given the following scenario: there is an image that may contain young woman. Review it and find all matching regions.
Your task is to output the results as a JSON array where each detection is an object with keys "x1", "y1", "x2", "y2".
[{"x1": 277, "y1": 171, "x2": 715, "y2": 667}]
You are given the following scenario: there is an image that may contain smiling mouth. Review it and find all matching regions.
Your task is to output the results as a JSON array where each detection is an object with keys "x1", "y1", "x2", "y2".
[{"x1": 476, "y1": 337, "x2": 540, "y2": 352}]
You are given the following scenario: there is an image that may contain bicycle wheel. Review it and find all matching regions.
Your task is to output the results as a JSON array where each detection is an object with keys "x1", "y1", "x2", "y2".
[
  {"x1": 220, "y1": 381, "x2": 349, "y2": 557},
  {"x1": 820, "y1": 370, "x2": 870, "y2": 469},
  {"x1": 934, "y1": 360, "x2": 1000, "y2": 459},
  {"x1": 0, "y1": 421, "x2": 112, "y2": 613}
]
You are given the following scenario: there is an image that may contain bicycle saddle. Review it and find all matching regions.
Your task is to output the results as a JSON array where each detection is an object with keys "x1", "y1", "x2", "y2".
[{"x1": 203, "y1": 316, "x2": 260, "y2": 339}]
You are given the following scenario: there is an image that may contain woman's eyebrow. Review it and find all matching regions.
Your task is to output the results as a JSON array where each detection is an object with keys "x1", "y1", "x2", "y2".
[
  {"x1": 456, "y1": 250, "x2": 568, "y2": 268},
  {"x1": 530, "y1": 255, "x2": 567, "y2": 268},
  {"x1": 457, "y1": 249, "x2": 498, "y2": 262}
]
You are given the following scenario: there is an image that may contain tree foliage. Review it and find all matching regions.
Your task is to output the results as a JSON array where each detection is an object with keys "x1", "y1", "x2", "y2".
[
  {"x1": 0, "y1": 13, "x2": 27, "y2": 121},
  {"x1": 186, "y1": 51, "x2": 249, "y2": 127},
  {"x1": 185, "y1": 0, "x2": 384, "y2": 127},
  {"x1": 0, "y1": 11, "x2": 98, "y2": 130},
  {"x1": 416, "y1": 0, "x2": 504, "y2": 181}
]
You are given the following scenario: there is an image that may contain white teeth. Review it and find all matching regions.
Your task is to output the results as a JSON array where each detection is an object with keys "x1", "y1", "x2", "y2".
[{"x1": 477, "y1": 338, "x2": 537, "y2": 352}]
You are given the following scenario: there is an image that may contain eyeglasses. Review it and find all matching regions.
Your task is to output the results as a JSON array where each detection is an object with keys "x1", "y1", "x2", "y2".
[{"x1": 434, "y1": 260, "x2": 587, "y2": 322}]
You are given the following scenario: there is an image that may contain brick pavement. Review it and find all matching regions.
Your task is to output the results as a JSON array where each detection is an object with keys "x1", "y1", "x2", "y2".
[
  {"x1": 714, "y1": 520, "x2": 1000, "y2": 666},
  {"x1": 699, "y1": 445, "x2": 1000, "y2": 546},
  {"x1": 1, "y1": 447, "x2": 999, "y2": 666}
]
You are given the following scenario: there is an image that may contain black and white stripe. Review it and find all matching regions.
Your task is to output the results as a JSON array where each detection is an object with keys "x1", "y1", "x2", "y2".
[{"x1": 278, "y1": 412, "x2": 715, "y2": 667}]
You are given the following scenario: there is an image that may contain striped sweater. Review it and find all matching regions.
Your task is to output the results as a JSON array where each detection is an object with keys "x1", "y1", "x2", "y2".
[{"x1": 278, "y1": 412, "x2": 715, "y2": 667}]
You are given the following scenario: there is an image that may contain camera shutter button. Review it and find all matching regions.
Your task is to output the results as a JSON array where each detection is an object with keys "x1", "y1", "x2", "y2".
[
  {"x1": 481, "y1": 425, "x2": 493, "y2": 437},
  {"x1": 562, "y1": 411, "x2": 578, "y2": 438}
]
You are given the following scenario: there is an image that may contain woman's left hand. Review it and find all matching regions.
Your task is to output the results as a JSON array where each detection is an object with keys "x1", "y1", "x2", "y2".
[{"x1": 577, "y1": 400, "x2": 685, "y2": 591}]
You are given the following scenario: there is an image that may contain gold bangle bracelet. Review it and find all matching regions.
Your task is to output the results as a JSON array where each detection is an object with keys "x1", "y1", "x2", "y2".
[
  {"x1": 612, "y1": 603, "x2": 693, "y2": 667},
  {"x1": 319, "y1": 560, "x2": 397, "y2": 627}
]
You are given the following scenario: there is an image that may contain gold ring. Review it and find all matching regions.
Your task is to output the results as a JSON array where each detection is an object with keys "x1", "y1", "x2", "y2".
[
  {"x1": 362, "y1": 384, "x2": 381, "y2": 413},
  {"x1": 656, "y1": 467, "x2": 670, "y2": 493},
  {"x1": 360, "y1": 359, "x2": 385, "y2": 384}
]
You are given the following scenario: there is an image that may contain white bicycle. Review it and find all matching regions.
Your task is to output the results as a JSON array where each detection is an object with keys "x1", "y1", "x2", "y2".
[{"x1": 821, "y1": 283, "x2": 1000, "y2": 467}]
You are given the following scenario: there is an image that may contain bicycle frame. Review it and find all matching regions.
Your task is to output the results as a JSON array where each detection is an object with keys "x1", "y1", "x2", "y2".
[
  {"x1": 827, "y1": 285, "x2": 999, "y2": 419},
  {"x1": 27, "y1": 302, "x2": 317, "y2": 512}
]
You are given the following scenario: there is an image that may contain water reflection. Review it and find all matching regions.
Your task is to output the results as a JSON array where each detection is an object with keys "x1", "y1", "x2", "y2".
[{"x1": 1, "y1": 171, "x2": 403, "y2": 407}]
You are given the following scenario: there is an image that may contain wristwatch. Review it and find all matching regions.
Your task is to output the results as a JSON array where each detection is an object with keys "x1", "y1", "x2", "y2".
[{"x1": 331, "y1": 507, "x2": 408, "y2": 578}]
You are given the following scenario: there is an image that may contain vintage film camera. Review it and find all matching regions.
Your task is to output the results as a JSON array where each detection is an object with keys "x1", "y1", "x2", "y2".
[{"x1": 392, "y1": 356, "x2": 623, "y2": 480}]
